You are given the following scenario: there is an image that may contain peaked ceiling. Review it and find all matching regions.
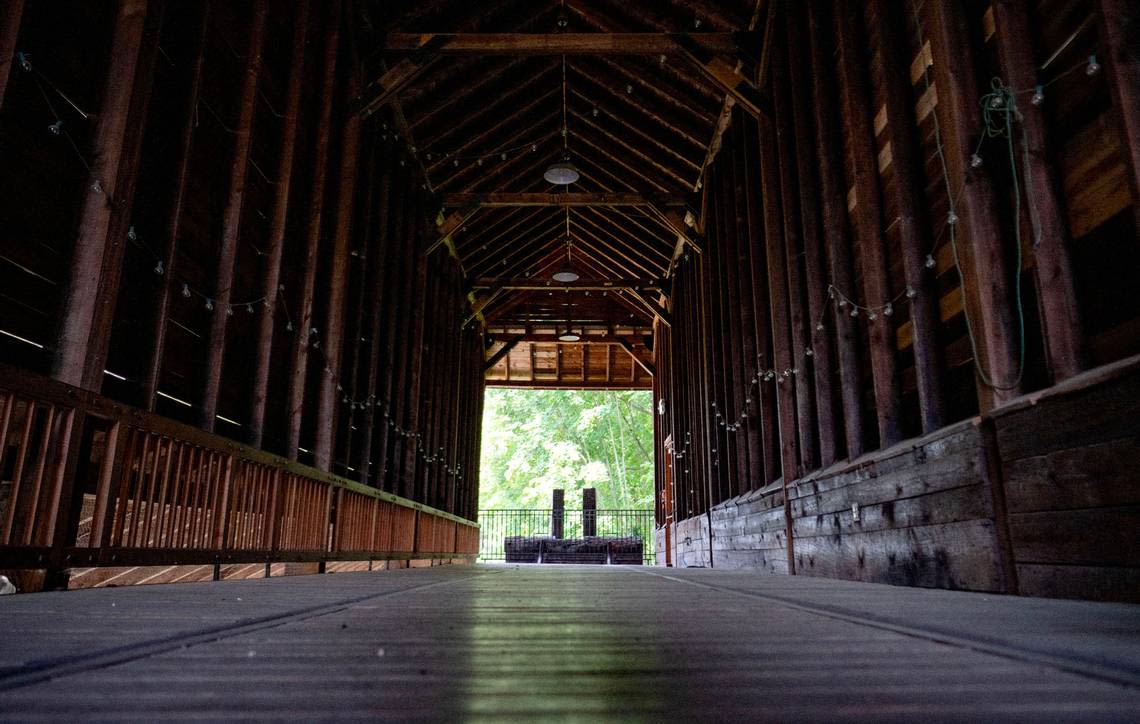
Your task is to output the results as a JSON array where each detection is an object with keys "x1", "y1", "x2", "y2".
[{"x1": 354, "y1": 0, "x2": 766, "y2": 355}]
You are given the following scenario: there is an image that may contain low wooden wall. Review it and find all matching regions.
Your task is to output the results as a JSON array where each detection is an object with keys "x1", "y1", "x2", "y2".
[{"x1": 660, "y1": 356, "x2": 1140, "y2": 602}]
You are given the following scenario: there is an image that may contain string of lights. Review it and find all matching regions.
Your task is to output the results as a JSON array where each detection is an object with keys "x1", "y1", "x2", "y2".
[{"x1": 10, "y1": 46, "x2": 468, "y2": 481}]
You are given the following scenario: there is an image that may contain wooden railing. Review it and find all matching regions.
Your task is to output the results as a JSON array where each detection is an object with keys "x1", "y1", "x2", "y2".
[{"x1": 0, "y1": 364, "x2": 478, "y2": 582}]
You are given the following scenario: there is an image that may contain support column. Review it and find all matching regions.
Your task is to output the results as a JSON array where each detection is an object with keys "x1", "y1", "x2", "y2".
[
  {"x1": 199, "y1": 0, "x2": 268, "y2": 431},
  {"x1": 807, "y1": 2, "x2": 865, "y2": 459},
  {"x1": 0, "y1": 0, "x2": 26, "y2": 112},
  {"x1": 835, "y1": 0, "x2": 903, "y2": 448},
  {"x1": 785, "y1": 3, "x2": 841, "y2": 464},
  {"x1": 314, "y1": 53, "x2": 363, "y2": 471},
  {"x1": 1096, "y1": 0, "x2": 1140, "y2": 232},
  {"x1": 248, "y1": 0, "x2": 310, "y2": 445},
  {"x1": 924, "y1": 0, "x2": 1022, "y2": 409},
  {"x1": 992, "y1": 0, "x2": 1086, "y2": 383},
  {"x1": 285, "y1": 0, "x2": 342, "y2": 459},
  {"x1": 53, "y1": 0, "x2": 149, "y2": 389},
  {"x1": 759, "y1": 82, "x2": 799, "y2": 575},
  {"x1": 145, "y1": 0, "x2": 211, "y2": 411},
  {"x1": 872, "y1": 0, "x2": 947, "y2": 432},
  {"x1": 772, "y1": 24, "x2": 819, "y2": 469}
]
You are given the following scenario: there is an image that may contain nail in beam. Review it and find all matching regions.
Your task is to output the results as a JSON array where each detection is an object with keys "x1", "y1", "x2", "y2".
[
  {"x1": 145, "y1": 1, "x2": 211, "y2": 412},
  {"x1": 200, "y1": 0, "x2": 268, "y2": 431},
  {"x1": 53, "y1": 0, "x2": 149, "y2": 389},
  {"x1": 286, "y1": 0, "x2": 342, "y2": 459},
  {"x1": 248, "y1": 0, "x2": 310, "y2": 445},
  {"x1": 835, "y1": 0, "x2": 903, "y2": 448},
  {"x1": 807, "y1": 2, "x2": 866, "y2": 459}
]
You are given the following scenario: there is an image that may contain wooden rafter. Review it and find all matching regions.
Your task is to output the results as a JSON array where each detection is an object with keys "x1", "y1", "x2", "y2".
[
  {"x1": 380, "y1": 32, "x2": 750, "y2": 55},
  {"x1": 442, "y1": 192, "x2": 685, "y2": 207}
]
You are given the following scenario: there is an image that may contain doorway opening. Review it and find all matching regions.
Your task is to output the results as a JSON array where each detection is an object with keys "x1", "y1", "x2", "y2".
[{"x1": 477, "y1": 388, "x2": 656, "y2": 564}]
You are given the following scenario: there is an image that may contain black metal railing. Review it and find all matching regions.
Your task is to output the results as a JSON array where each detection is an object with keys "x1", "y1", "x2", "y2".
[{"x1": 477, "y1": 509, "x2": 656, "y2": 565}]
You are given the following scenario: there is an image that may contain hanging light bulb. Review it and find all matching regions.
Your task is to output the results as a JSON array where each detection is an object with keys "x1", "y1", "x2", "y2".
[
  {"x1": 181, "y1": 283, "x2": 191, "y2": 298},
  {"x1": 1031, "y1": 85, "x2": 1045, "y2": 106},
  {"x1": 1086, "y1": 54, "x2": 1100, "y2": 76},
  {"x1": 925, "y1": 254, "x2": 937, "y2": 269},
  {"x1": 154, "y1": 259, "x2": 164, "y2": 275},
  {"x1": 883, "y1": 303, "x2": 894, "y2": 317},
  {"x1": 970, "y1": 153, "x2": 983, "y2": 169},
  {"x1": 947, "y1": 210, "x2": 959, "y2": 226},
  {"x1": 205, "y1": 298, "x2": 214, "y2": 311},
  {"x1": 544, "y1": 158, "x2": 580, "y2": 185},
  {"x1": 906, "y1": 286, "x2": 918, "y2": 299}
]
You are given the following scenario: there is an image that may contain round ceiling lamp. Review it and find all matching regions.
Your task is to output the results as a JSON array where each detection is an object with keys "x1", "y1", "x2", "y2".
[
  {"x1": 543, "y1": 160, "x2": 580, "y2": 185},
  {"x1": 558, "y1": 330, "x2": 581, "y2": 342},
  {"x1": 552, "y1": 234, "x2": 579, "y2": 282},
  {"x1": 552, "y1": 268, "x2": 579, "y2": 283}
]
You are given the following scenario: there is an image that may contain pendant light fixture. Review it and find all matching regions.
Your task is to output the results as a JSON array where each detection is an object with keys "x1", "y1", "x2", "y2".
[
  {"x1": 552, "y1": 211, "x2": 578, "y2": 283},
  {"x1": 558, "y1": 291, "x2": 580, "y2": 341},
  {"x1": 543, "y1": 55, "x2": 579, "y2": 185}
]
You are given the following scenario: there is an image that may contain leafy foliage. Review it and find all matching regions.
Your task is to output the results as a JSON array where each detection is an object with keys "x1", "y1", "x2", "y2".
[{"x1": 478, "y1": 389, "x2": 654, "y2": 511}]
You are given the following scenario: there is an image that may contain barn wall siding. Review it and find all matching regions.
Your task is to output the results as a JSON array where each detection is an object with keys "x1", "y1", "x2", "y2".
[{"x1": 663, "y1": 356, "x2": 1140, "y2": 602}]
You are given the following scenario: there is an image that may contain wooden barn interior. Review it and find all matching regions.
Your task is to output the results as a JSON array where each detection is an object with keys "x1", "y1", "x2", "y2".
[{"x1": 2, "y1": 0, "x2": 1140, "y2": 718}]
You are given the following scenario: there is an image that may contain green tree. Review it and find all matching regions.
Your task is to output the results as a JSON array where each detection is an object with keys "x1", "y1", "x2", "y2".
[{"x1": 478, "y1": 389, "x2": 654, "y2": 511}]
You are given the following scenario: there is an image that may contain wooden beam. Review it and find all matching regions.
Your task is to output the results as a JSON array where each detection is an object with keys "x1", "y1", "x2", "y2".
[
  {"x1": 784, "y1": 2, "x2": 840, "y2": 466},
  {"x1": 145, "y1": 0, "x2": 210, "y2": 412},
  {"x1": 286, "y1": 0, "x2": 341, "y2": 460},
  {"x1": 807, "y1": 2, "x2": 865, "y2": 459},
  {"x1": 0, "y1": 0, "x2": 25, "y2": 112},
  {"x1": 483, "y1": 336, "x2": 523, "y2": 371},
  {"x1": 315, "y1": 33, "x2": 363, "y2": 472},
  {"x1": 1096, "y1": 0, "x2": 1140, "y2": 232},
  {"x1": 249, "y1": 0, "x2": 307, "y2": 444},
  {"x1": 52, "y1": 0, "x2": 150, "y2": 389},
  {"x1": 618, "y1": 338, "x2": 656, "y2": 377},
  {"x1": 673, "y1": 32, "x2": 772, "y2": 119},
  {"x1": 380, "y1": 32, "x2": 748, "y2": 55},
  {"x1": 923, "y1": 0, "x2": 1022, "y2": 409},
  {"x1": 626, "y1": 288, "x2": 673, "y2": 327},
  {"x1": 993, "y1": 0, "x2": 1085, "y2": 383},
  {"x1": 872, "y1": 0, "x2": 946, "y2": 433},
  {"x1": 428, "y1": 204, "x2": 480, "y2": 255},
  {"x1": 835, "y1": 0, "x2": 903, "y2": 447},
  {"x1": 442, "y1": 192, "x2": 686, "y2": 208},
  {"x1": 484, "y1": 379, "x2": 652, "y2": 389},
  {"x1": 354, "y1": 43, "x2": 441, "y2": 119},
  {"x1": 471, "y1": 277, "x2": 659, "y2": 290},
  {"x1": 200, "y1": 0, "x2": 268, "y2": 431}
]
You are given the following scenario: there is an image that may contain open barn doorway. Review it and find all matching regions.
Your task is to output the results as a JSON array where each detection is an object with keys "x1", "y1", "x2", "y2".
[{"x1": 476, "y1": 388, "x2": 657, "y2": 564}]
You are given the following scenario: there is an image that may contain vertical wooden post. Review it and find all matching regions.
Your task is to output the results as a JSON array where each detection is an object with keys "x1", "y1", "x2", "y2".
[
  {"x1": 84, "y1": 1, "x2": 166, "y2": 394},
  {"x1": 285, "y1": 0, "x2": 342, "y2": 459},
  {"x1": 807, "y1": 3, "x2": 865, "y2": 459},
  {"x1": 784, "y1": 4, "x2": 841, "y2": 465},
  {"x1": 835, "y1": 0, "x2": 903, "y2": 448},
  {"x1": 144, "y1": 0, "x2": 211, "y2": 411},
  {"x1": 248, "y1": 0, "x2": 310, "y2": 445},
  {"x1": 0, "y1": 0, "x2": 26, "y2": 112},
  {"x1": 1096, "y1": 0, "x2": 1140, "y2": 231},
  {"x1": 728, "y1": 133, "x2": 767, "y2": 487},
  {"x1": 314, "y1": 62, "x2": 363, "y2": 470},
  {"x1": 992, "y1": 0, "x2": 1086, "y2": 383},
  {"x1": 740, "y1": 121, "x2": 778, "y2": 485},
  {"x1": 872, "y1": 0, "x2": 946, "y2": 432},
  {"x1": 199, "y1": 0, "x2": 268, "y2": 431},
  {"x1": 758, "y1": 87, "x2": 799, "y2": 575},
  {"x1": 52, "y1": 0, "x2": 149, "y2": 389},
  {"x1": 401, "y1": 208, "x2": 429, "y2": 500},
  {"x1": 357, "y1": 141, "x2": 394, "y2": 484},
  {"x1": 771, "y1": 25, "x2": 819, "y2": 470},
  {"x1": 923, "y1": 0, "x2": 1022, "y2": 409}
]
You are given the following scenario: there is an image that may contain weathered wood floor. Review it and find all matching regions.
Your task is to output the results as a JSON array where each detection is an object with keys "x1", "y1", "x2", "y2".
[{"x1": 2, "y1": 565, "x2": 1140, "y2": 721}]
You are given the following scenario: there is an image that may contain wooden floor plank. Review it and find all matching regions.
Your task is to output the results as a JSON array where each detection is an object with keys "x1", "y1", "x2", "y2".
[{"x1": 2, "y1": 565, "x2": 1139, "y2": 720}]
